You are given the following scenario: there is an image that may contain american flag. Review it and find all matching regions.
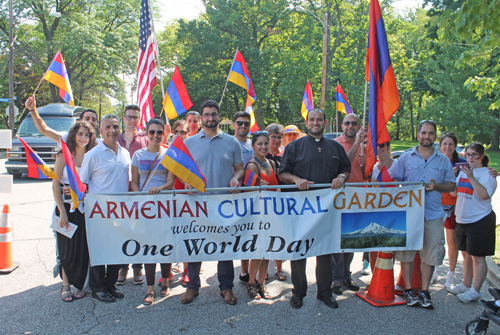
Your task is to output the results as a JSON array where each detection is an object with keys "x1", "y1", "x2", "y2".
[{"x1": 136, "y1": 0, "x2": 157, "y2": 129}]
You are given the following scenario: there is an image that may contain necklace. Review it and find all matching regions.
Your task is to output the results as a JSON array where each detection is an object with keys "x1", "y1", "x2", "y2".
[{"x1": 254, "y1": 156, "x2": 269, "y2": 168}]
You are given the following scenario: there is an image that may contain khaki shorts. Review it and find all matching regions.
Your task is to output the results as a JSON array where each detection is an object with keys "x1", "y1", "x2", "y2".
[{"x1": 395, "y1": 217, "x2": 445, "y2": 266}]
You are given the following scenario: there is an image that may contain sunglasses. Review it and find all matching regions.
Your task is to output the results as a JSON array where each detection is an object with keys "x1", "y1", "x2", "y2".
[
  {"x1": 186, "y1": 111, "x2": 200, "y2": 116},
  {"x1": 343, "y1": 121, "x2": 359, "y2": 127},
  {"x1": 148, "y1": 130, "x2": 164, "y2": 135},
  {"x1": 173, "y1": 130, "x2": 187, "y2": 135},
  {"x1": 253, "y1": 130, "x2": 269, "y2": 136},
  {"x1": 419, "y1": 119, "x2": 436, "y2": 125},
  {"x1": 378, "y1": 142, "x2": 390, "y2": 148},
  {"x1": 236, "y1": 121, "x2": 251, "y2": 127}
]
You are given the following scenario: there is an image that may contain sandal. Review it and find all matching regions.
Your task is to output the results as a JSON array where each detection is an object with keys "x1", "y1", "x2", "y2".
[
  {"x1": 247, "y1": 283, "x2": 261, "y2": 300},
  {"x1": 61, "y1": 285, "x2": 73, "y2": 303},
  {"x1": 160, "y1": 279, "x2": 170, "y2": 297},
  {"x1": 73, "y1": 289, "x2": 86, "y2": 300},
  {"x1": 172, "y1": 263, "x2": 182, "y2": 273},
  {"x1": 276, "y1": 271, "x2": 287, "y2": 281},
  {"x1": 143, "y1": 291, "x2": 155, "y2": 305},
  {"x1": 258, "y1": 283, "x2": 271, "y2": 299}
]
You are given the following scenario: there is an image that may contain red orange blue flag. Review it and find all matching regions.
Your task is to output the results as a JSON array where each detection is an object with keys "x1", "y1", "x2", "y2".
[
  {"x1": 301, "y1": 81, "x2": 314, "y2": 120},
  {"x1": 365, "y1": 0, "x2": 400, "y2": 177},
  {"x1": 19, "y1": 138, "x2": 58, "y2": 180},
  {"x1": 336, "y1": 84, "x2": 353, "y2": 115},
  {"x1": 61, "y1": 138, "x2": 87, "y2": 209},
  {"x1": 376, "y1": 165, "x2": 394, "y2": 187},
  {"x1": 43, "y1": 51, "x2": 74, "y2": 106},
  {"x1": 228, "y1": 50, "x2": 257, "y2": 104},
  {"x1": 243, "y1": 169, "x2": 258, "y2": 186},
  {"x1": 161, "y1": 135, "x2": 206, "y2": 193},
  {"x1": 244, "y1": 97, "x2": 260, "y2": 133},
  {"x1": 163, "y1": 66, "x2": 193, "y2": 120}
]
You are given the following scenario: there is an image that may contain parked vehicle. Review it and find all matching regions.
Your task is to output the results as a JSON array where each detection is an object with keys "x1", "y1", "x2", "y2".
[
  {"x1": 6, "y1": 103, "x2": 82, "y2": 179},
  {"x1": 324, "y1": 132, "x2": 343, "y2": 140}
]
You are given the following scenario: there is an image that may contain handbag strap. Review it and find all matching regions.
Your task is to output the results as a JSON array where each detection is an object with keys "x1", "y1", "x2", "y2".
[
  {"x1": 140, "y1": 150, "x2": 162, "y2": 191},
  {"x1": 245, "y1": 161, "x2": 262, "y2": 185}
]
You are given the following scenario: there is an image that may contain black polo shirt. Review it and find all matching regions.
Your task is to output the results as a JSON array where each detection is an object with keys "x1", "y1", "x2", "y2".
[{"x1": 278, "y1": 134, "x2": 351, "y2": 185}]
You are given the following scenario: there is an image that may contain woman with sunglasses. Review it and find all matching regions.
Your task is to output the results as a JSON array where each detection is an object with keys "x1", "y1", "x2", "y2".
[
  {"x1": 53, "y1": 121, "x2": 97, "y2": 302},
  {"x1": 448, "y1": 143, "x2": 497, "y2": 303},
  {"x1": 245, "y1": 131, "x2": 279, "y2": 299},
  {"x1": 169, "y1": 120, "x2": 193, "y2": 286},
  {"x1": 131, "y1": 118, "x2": 176, "y2": 305}
]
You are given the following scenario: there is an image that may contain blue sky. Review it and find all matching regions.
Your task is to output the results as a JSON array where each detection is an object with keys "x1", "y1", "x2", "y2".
[{"x1": 341, "y1": 211, "x2": 407, "y2": 234}]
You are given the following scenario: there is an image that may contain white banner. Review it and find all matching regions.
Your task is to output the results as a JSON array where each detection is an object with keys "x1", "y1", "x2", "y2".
[{"x1": 85, "y1": 185, "x2": 425, "y2": 266}]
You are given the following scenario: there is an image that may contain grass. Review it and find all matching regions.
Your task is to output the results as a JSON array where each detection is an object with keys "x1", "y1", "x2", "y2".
[{"x1": 494, "y1": 225, "x2": 500, "y2": 264}]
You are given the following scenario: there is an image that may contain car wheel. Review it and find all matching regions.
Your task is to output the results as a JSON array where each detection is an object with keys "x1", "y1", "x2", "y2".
[{"x1": 11, "y1": 173, "x2": 22, "y2": 179}]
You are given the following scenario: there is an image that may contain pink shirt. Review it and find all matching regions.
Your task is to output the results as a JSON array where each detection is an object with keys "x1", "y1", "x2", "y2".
[
  {"x1": 118, "y1": 131, "x2": 149, "y2": 158},
  {"x1": 335, "y1": 134, "x2": 364, "y2": 183}
]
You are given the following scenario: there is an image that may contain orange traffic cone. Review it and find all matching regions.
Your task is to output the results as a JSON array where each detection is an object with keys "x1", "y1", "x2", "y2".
[
  {"x1": 395, "y1": 253, "x2": 422, "y2": 295},
  {"x1": 356, "y1": 252, "x2": 406, "y2": 307},
  {"x1": 0, "y1": 205, "x2": 19, "y2": 274}
]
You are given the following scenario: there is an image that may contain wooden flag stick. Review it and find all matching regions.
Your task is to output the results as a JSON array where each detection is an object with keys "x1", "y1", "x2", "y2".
[{"x1": 219, "y1": 48, "x2": 238, "y2": 107}]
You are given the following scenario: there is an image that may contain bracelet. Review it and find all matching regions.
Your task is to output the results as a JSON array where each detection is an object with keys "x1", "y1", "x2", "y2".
[{"x1": 28, "y1": 109, "x2": 34, "y2": 112}]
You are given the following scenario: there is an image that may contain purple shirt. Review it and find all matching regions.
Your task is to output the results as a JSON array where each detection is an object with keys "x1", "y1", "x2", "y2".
[{"x1": 118, "y1": 131, "x2": 149, "y2": 158}]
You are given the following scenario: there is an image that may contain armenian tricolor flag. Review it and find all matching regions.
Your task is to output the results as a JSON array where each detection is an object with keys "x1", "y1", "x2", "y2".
[
  {"x1": 376, "y1": 165, "x2": 394, "y2": 187},
  {"x1": 243, "y1": 169, "x2": 258, "y2": 186},
  {"x1": 228, "y1": 50, "x2": 259, "y2": 131},
  {"x1": 60, "y1": 138, "x2": 87, "y2": 209},
  {"x1": 19, "y1": 138, "x2": 58, "y2": 179},
  {"x1": 457, "y1": 177, "x2": 474, "y2": 195},
  {"x1": 365, "y1": 0, "x2": 400, "y2": 177},
  {"x1": 336, "y1": 84, "x2": 353, "y2": 115},
  {"x1": 301, "y1": 80, "x2": 314, "y2": 120},
  {"x1": 163, "y1": 66, "x2": 193, "y2": 120},
  {"x1": 43, "y1": 51, "x2": 74, "y2": 106},
  {"x1": 161, "y1": 135, "x2": 206, "y2": 193}
]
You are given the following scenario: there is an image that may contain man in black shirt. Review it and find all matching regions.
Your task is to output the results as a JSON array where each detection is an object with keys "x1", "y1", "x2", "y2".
[{"x1": 278, "y1": 109, "x2": 351, "y2": 309}]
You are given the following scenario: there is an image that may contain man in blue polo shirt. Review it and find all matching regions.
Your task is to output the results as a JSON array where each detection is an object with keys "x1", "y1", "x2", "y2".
[
  {"x1": 180, "y1": 100, "x2": 245, "y2": 306},
  {"x1": 393, "y1": 120, "x2": 455, "y2": 309}
]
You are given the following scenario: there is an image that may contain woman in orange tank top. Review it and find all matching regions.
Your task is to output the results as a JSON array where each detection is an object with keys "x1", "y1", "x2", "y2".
[{"x1": 245, "y1": 131, "x2": 279, "y2": 300}]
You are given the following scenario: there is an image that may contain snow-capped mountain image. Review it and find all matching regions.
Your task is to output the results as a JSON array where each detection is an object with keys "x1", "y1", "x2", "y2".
[{"x1": 342, "y1": 222, "x2": 405, "y2": 236}]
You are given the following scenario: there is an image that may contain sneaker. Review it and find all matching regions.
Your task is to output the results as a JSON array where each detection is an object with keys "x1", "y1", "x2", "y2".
[
  {"x1": 448, "y1": 283, "x2": 470, "y2": 295},
  {"x1": 239, "y1": 273, "x2": 249, "y2": 283},
  {"x1": 479, "y1": 299, "x2": 500, "y2": 314},
  {"x1": 489, "y1": 287, "x2": 500, "y2": 300},
  {"x1": 458, "y1": 287, "x2": 481, "y2": 303},
  {"x1": 342, "y1": 278, "x2": 360, "y2": 291},
  {"x1": 361, "y1": 260, "x2": 371, "y2": 276},
  {"x1": 445, "y1": 271, "x2": 456, "y2": 289},
  {"x1": 431, "y1": 268, "x2": 438, "y2": 283},
  {"x1": 332, "y1": 281, "x2": 343, "y2": 295},
  {"x1": 404, "y1": 289, "x2": 421, "y2": 306},
  {"x1": 419, "y1": 290, "x2": 434, "y2": 309}
]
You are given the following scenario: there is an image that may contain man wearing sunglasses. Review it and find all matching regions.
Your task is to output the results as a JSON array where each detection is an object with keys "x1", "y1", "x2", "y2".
[
  {"x1": 392, "y1": 120, "x2": 456, "y2": 309},
  {"x1": 232, "y1": 111, "x2": 255, "y2": 283},
  {"x1": 117, "y1": 104, "x2": 148, "y2": 286},
  {"x1": 181, "y1": 100, "x2": 245, "y2": 306},
  {"x1": 332, "y1": 114, "x2": 366, "y2": 295}
]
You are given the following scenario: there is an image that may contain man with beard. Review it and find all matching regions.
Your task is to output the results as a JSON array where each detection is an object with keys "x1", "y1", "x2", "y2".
[
  {"x1": 332, "y1": 114, "x2": 366, "y2": 295},
  {"x1": 80, "y1": 114, "x2": 131, "y2": 303},
  {"x1": 180, "y1": 100, "x2": 245, "y2": 305},
  {"x1": 278, "y1": 108, "x2": 351, "y2": 309},
  {"x1": 393, "y1": 120, "x2": 455, "y2": 309}
]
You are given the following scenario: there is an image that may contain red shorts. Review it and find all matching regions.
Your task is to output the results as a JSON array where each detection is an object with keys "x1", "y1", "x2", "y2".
[{"x1": 445, "y1": 210, "x2": 457, "y2": 229}]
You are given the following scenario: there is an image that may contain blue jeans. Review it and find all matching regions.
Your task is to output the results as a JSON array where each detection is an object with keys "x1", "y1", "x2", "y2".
[
  {"x1": 187, "y1": 261, "x2": 234, "y2": 291},
  {"x1": 332, "y1": 252, "x2": 354, "y2": 282}
]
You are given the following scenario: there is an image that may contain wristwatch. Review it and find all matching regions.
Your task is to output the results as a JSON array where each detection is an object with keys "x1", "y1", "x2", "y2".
[{"x1": 338, "y1": 174, "x2": 346, "y2": 181}]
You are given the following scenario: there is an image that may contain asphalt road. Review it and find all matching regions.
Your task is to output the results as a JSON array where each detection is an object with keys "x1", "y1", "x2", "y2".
[{"x1": 1, "y1": 158, "x2": 499, "y2": 335}]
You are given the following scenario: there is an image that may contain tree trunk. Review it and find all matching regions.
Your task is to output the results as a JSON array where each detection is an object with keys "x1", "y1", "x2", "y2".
[
  {"x1": 491, "y1": 122, "x2": 500, "y2": 151},
  {"x1": 255, "y1": 100, "x2": 265, "y2": 130},
  {"x1": 408, "y1": 92, "x2": 415, "y2": 141},
  {"x1": 232, "y1": 92, "x2": 240, "y2": 112}
]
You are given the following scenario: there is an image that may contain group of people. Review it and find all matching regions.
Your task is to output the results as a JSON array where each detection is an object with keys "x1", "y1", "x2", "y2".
[{"x1": 23, "y1": 95, "x2": 497, "y2": 310}]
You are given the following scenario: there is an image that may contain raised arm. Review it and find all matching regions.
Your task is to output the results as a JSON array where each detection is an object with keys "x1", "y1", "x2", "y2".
[{"x1": 25, "y1": 95, "x2": 62, "y2": 143}]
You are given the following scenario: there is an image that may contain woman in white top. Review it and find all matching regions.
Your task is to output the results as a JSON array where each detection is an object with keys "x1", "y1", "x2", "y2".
[
  {"x1": 53, "y1": 121, "x2": 97, "y2": 302},
  {"x1": 130, "y1": 118, "x2": 175, "y2": 305},
  {"x1": 448, "y1": 142, "x2": 497, "y2": 303}
]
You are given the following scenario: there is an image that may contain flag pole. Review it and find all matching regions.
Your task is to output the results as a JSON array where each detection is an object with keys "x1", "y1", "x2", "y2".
[
  {"x1": 219, "y1": 49, "x2": 238, "y2": 107},
  {"x1": 360, "y1": 80, "x2": 368, "y2": 171},
  {"x1": 147, "y1": 0, "x2": 168, "y2": 122},
  {"x1": 336, "y1": 81, "x2": 339, "y2": 135},
  {"x1": 142, "y1": 148, "x2": 167, "y2": 191}
]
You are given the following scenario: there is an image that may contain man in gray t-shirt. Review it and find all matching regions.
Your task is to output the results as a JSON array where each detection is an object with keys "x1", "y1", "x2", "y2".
[
  {"x1": 181, "y1": 100, "x2": 244, "y2": 306},
  {"x1": 232, "y1": 111, "x2": 254, "y2": 167}
]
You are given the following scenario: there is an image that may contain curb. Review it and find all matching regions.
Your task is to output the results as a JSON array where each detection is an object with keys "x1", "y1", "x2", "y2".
[{"x1": 486, "y1": 256, "x2": 500, "y2": 289}]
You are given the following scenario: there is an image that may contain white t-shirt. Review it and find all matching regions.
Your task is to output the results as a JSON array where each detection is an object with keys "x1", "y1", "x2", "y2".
[
  {"x1": 79, "y1": 141, "x2": 131, "y2": 194},
  {"x1": 455, "y1": 167, "x2": 497, "y2": 223},
  {"x1": 371, "y1": 160, "x2": 398, "y2": 182},
  {"x1": 239, "y1": 139, "x2": 254, "y2": 167}
]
